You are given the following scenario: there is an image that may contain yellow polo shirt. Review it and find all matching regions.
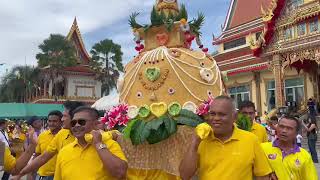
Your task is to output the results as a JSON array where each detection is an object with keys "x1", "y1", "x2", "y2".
[
  {"x1": 4, "y1": 147, "x2": 16, "y2": 172},
  {"x1": 251, "y1": 122, "x2": 268, "y2": 143},
  {"x1": 35, "y1": 130, "x2": 58, "y2": 176},
  {"x1": 198, "y1": 127, "x2": 272, "y2": 180},
  {"x1": 261, "y1": 142, "x2": 318, "y2": 180},
  {"x1": 54, "y1": 138, "x2": 127, "y2": 180},
  {"x1": 46, "y1": 129, "x2": 74, "y2": 153}
]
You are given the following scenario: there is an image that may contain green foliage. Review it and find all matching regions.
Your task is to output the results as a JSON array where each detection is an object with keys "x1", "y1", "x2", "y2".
[
  {"x1": 189, "y1": 13, "x2": 205, "y2": 37},
  {"x1": 176, "y1": 4, "x2": 188, "y2": 21},
  {"x1": 0, "y1": 66, "x2": 40, "y2": 102},
  {"x1": 128, "y1": 12, "x2": 143, "y2": 29},
  {"x1": 130, "y1": 120, "x2": 147, "y2": 145},
  {"x1": 89, "y1": 39, "x2": 124, "y2": 96},
  {"x1": 236, "y1": 113, "x2": 252, "y2": 131},
  {"x1": 176, "y1": 117, "x2": 201, "y2": 127},
  {"x1": 179, "y1": 109, "x2": 204, "y2": 123},
  {"x1": 36, "y1": 34, "x2": 77, "y2": 69},
  {"x1": 123, "y1": 119, "x2": 139, "y2": 139}
]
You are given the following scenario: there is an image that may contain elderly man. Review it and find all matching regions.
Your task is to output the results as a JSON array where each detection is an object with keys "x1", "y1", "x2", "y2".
[
  {"x1": 261, "y1": 115, "x2": 318, "y2": 180},
  {"x1": 179, "y1": 96, "x2": 272, "y2": 180},
  {"x1": 35, "y1": 110, "x2": 63, "y2": 180},
  {"x1": 239, "y1": 101, "x2": 268, "y2": 143},
  {"x1": 54, "y1": 107, "x2": 127, "y2": 180}
]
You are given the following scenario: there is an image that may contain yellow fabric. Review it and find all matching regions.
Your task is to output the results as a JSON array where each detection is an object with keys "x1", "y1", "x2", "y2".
[
  {"x1": 54, "y1": 138, "x2": 127, "y2": 180},
  {"x1": 251, "y1": 122, "x2": 268, "y2": 143},
  {"x1": 46, "y1": 129, "x2": 74, "y2": 153},
  {"x1": 127, "y1": 169, "x2": 180, "y2": 180},
  {"x1": 4, "y1": 147, "x2": 16, "y2": 172},
  {"x1": 261, "y1": 142, "x2": 318, "y2": 180},
  {"x1": 197, "y1": 127, "x2": 272, "y2": 180},
  {"x1": 35, "y1": 130, "x2": 58, "y2": 176}
]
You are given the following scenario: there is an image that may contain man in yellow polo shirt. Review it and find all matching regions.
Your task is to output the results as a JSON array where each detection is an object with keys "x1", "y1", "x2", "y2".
[
  {"x1": 54, "y1": 106, "x2": 127, "y2": 180},
  {"x1": 2, "y1": 128, "x2": 37, "y2": 175},
  {"x1": 239, "y1": 101, "x2": 268, "y2": 143},
  {"x1": 19, "y1": 101, "x2": 85, "y2": 177},
  {"x1": 35, "y1": 110, "x2": 63, "y2": 180},
  {"x1": 261, "y1": 115, "x2": 318, "y2": 180},
  {"x1": 179, "y1": 96, "x2": 272, "y2": 180}
]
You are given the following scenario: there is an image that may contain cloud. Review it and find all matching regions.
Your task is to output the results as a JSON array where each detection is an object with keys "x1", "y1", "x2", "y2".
[{"x1": 0, "y1": 0, "x2": 229, "y2": 77}]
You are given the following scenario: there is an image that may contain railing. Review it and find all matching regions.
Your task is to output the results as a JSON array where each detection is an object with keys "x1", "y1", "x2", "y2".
[{"x1": 30, "y1": 95, "x2": 99, "y2": 103}]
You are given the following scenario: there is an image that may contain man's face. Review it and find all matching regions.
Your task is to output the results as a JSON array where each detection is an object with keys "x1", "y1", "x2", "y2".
[
  {"x1": 240, "y1": 107, "x2": 255, "y2": 122},
  {"x1": 32, "y1": 119, "x2": 42, "y2": 130},
  {"x1": 48, "y1": 115, "x2": 62, "y2": 132},
  {"x1": 71, "y1": 111, "x2": 95, "y2": 139},
  {"x1": 277, "y1": 118, "x2": 297, "y2": 142},
  {"x1": 62, "y1": 110, "x2": 71, "y2": 129},
  {"x1": 206, "y1": 99, "x2": 237, "y2": 136}
]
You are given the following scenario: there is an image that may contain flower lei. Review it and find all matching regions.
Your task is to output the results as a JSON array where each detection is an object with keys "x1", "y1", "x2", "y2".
[
  {"x1": 101, "y1": 104, "x2": 129, "y2": 129},
  {"x1": 196, "y1": 96, "x2": 214, "y2": 116}
]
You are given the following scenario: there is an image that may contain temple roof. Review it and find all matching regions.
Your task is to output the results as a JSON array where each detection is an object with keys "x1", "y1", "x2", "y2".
[
  {"x1": 66, "y1": 17, "x2": 91, "y2": 64},
  {"x1": 223, "y1": 0, "x2": 271, "y2": 31}
]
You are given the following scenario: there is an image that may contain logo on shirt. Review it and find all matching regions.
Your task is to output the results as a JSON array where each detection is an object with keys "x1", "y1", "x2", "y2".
[
  {"x1": 268, "y1": 154, "x2": 277, "y2": 160},
  {"x1": 295, "y1": 159, "x2": 301, "y2": 167}
]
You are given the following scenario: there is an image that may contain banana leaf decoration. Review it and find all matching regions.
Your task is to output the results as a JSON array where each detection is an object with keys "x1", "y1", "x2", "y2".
[{"x1": 236, "y1": 113, "x2": 252, "y2": 131}]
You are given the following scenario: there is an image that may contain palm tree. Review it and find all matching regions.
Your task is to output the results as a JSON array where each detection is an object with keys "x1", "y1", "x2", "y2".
[
  {"x1": 36, "y1": 34, "x2": 77, "y2": 96},
  {"x1": 0, "y1": 66, "x2": 40, "y2": 102},
  {"x1": 90, "y1": 39, "x2": 124, "y2": 96}
]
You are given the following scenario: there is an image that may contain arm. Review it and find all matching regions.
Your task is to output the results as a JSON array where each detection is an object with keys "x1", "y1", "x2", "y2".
[
  {"x1": 303, "y1": 123, "x2": 316, "y2": 132},
  {"x1": 179, "y1": 133, "x2": 201, "y2": 180},
  {"x1": 19, "y1": 151, "x2": 55, "y2": 176},
  {"x1": 10, "y1": 128, "x2": 37, "y2": 175},
  {"x1": 92, "y1": 130, "x2": 128, "y2": 179}
]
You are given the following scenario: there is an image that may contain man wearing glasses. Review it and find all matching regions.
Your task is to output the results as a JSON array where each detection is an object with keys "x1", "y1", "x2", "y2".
[
  {"x1": 54, "y1": 106, "x2": 127, "y2": 180},
  {"x1": 239, "y1": 101, "x2": 268, "y2": 143},
  {"x1": 261, "y1": 115, "x2": 318, "y2": 180},
  {"x1": 179, "y1": 96, "x2": 272, "y2": 180}
]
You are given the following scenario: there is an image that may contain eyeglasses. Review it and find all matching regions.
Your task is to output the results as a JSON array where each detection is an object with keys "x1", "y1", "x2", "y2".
[{"x1": 70, "y1": 119, "x2": 87, "y2": 127}]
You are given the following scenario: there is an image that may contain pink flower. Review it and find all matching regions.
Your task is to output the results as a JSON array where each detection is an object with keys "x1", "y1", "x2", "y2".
[
  {"x1": 103, "y1": 104, "x2": 129, "y2": 129},
  {"x1": 196, "y1": 96, "x2": 214, "y2": 116}
]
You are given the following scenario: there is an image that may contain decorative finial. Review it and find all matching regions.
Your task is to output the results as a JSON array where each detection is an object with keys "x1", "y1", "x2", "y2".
[{"x1": 156, "y1": 0, "x2": 179, "y2": 16}]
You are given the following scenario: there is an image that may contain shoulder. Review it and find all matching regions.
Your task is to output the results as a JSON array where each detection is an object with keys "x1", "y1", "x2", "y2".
[
  {"x1": 261, "y1": 142, "x2": 273, "y2": 149},
  {"x1": 299, "y1": 147, "x2": 312, "y2": 158},
  {"x1": 237, "y1": 128, "x2": 259, "y2": 140},
  {"x1": 58, "y1": 141, "x2": 75, "y2": 155},
  {"x1": 56, "y1": 129, "x2": 70, "y2": 138},
  {"x1": 254, "y1": 123, "x2": 267, "y2": 131},
  {"x1": 39, "y1": 130, "x2": 51, "y2": 136}
]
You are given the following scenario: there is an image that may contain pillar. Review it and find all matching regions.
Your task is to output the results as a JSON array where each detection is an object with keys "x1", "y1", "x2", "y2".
[
  {"x1": 254, "y1": 72, "x2": 262, "y2": 115},
  {"x1": 272, "y1": 54, "x2": 285, "y2": 107}
]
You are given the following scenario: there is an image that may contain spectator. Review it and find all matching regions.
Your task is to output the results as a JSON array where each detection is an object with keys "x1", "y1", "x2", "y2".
[{"x1": 302, "y1": 116, "x2": 318, "y2": 163}]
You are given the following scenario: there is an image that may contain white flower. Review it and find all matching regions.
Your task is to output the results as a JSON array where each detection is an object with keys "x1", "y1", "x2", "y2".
[
  {"x1": 182, "y1": 101, "x2": 197, "y2": 113},
  {"x1": 127, "y1": 106, "x2": 139, "y2": 119},
  {"x1": 200, "y1": 68, "x2": 214, "y2": 82}
]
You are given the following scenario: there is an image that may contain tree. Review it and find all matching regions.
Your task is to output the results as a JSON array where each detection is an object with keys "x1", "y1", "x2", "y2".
[
  {"x1": 36, "y1": 34, "x2": 77, "y2": 96},
  {"x1": 0, "y1": 66, "x2": 40, "y2": 102},
  {"x1": 90, "y1": 39, "x2": 124, "y2": 96}
]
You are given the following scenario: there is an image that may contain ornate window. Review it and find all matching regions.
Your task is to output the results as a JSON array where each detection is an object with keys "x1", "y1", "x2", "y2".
[
  {"x1": 297, "y1": 23, "x2": 306, "y2": 36},
  {"x1": 285, "y1": 27, "x2": 293, "y2": 39},
  {"x1": 266, "y1": 81, "x2": 276, "y2": 111},
  {"x1": 223, "y1": 37, "x2": 246, "y2": 51},
  {"x1": 228, "y1": 85, "x2": 250, "y2": 108},
  {"x1": 285, "y1": 78, "x2": 304, "y2": 108},
  {"x1": 309, "y1": 18, "x2": 318, "y2": 33}
]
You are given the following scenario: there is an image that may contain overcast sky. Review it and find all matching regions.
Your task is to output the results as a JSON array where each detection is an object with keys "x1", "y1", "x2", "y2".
[{"x1": 0, "y1": 0, "x2": 229, "y2": 77}]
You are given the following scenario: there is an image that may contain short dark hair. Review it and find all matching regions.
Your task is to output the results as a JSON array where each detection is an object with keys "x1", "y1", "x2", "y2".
[
  {"x1": 214, "y1": 95, "x2": 236, "y2": 111},
  {"x1": 238, "y1": 101, "x2": 255, "y2": 111},
  {"x1": 48, "y1": 110, "x2": 63, "y2": 119},
  {"x1": 27, "y1": 116, "x2": 40, "y2": 126},
  {"x1": 71, "y1": 106, "x2": 99, "y2": 120},
  {"x1": 63, "y1": 101, "x2": 86, "y2": 116},
  {"x1": 280, "y1": 115, "x2": 301, "y2": 132},
  {"x1": 269, "y1": 116, "x2": 278, "y2": 122}
]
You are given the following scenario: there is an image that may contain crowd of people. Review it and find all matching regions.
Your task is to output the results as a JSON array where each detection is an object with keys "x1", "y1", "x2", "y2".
[{"x1": 0, "y1": 97, "x2": 319, "y2": 180}]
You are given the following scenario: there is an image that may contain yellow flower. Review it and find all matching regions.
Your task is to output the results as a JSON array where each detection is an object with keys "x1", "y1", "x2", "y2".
[{"x1": 196, "y1": 123, "x2": 212, "y2": 139}]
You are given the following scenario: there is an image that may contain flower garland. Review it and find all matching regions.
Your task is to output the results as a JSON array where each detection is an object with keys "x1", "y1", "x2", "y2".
[
  {"x1": 102, "y1": 104, "x2": 129, "y2": 129},
  {"x1": 196, "y1": 96, "x2": 214, "y2": 116}
]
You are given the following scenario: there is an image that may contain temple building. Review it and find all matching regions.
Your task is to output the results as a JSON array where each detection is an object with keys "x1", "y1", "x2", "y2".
[
  {"x1": 213, "y1": 0, "x2": 320, "y2": 114},
  {"x1": 31, "y1": 18, "x2": 102, "y2": 104}
]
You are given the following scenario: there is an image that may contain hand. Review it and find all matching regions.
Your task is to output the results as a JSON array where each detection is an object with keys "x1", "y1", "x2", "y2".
[
  {"x1": 191, "y1": 133, "x2": 201, "y2": 151},
  {"x1": 91, "y1": 130, "x2": 102, "y2": 145},
  {"x1": 28, "y1": 126, "x2": 37, "y2": 146},
  {"x1": 270, "y1": 173, "x2": 278, "y2": 180}
]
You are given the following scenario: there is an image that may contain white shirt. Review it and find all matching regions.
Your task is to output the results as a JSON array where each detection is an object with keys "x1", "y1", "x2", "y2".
[
  {"x1": 0, "y1": 130, "x2": 9, "y2": 147},
  {"x1": 296, "y1": 134, "x2": 303, "y2": 143}
]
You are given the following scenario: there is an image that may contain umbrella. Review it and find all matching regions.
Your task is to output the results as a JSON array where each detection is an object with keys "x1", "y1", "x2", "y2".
[{"x1": 92, "y1": 93, "x2": 119, "y2": 111}]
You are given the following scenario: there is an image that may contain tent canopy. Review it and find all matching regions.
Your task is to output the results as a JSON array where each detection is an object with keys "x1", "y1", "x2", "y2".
[
  {"x1": 0, "y1": 103, "x2": 64, "y2": 120},
  {"x1": 92, "y1": 93, "x2": 119, "y2": 111}
]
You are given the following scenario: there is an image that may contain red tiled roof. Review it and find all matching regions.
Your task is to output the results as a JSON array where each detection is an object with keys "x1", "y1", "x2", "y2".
[
  {"x1": 218, "y1": 57, "x2": 265, "y2": 71},
  {"x1": 214, "y1": 47, "x2": 253, "y2": 62},
  {"x1": 225, "y1": 0, "x2": 271, "y2": 30},
  {"x1": 64, "y1": 65, "x2": 95, "y2": 73}
]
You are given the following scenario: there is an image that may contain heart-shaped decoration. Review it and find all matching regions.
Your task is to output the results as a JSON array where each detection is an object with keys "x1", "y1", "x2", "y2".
[
  {"x1": 150, "y1": 102, "x2": 168, "y2": 118},
  {"x1": 200, "y1": 68, "x2": 214, "y2": 83},
  {"x1": 156, "y1": 32, "x2": 169, "y2": 46},
  {"x1": 145, "y1": 67, "x2": 161, "y2": 82}
]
